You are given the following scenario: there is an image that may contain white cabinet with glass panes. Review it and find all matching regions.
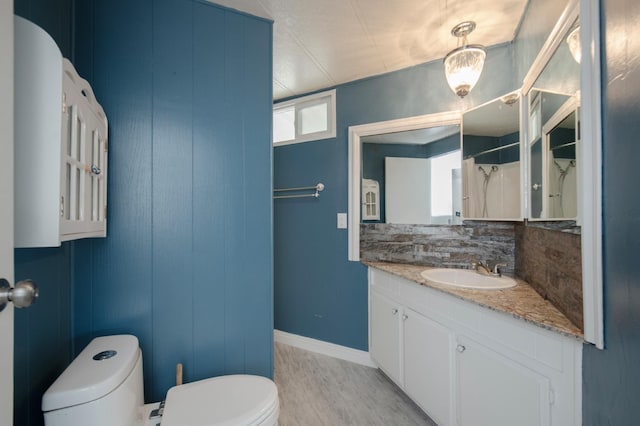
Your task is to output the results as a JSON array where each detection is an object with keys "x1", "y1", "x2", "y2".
[
  {"x1": 362, "y1": 179, "x2": 380, "y2": 220},
  {"x1": 14, "y1": 16, "x2": 108, "y2": 247}
]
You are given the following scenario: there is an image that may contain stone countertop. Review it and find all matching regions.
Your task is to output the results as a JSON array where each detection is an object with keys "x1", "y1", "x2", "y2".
[{"x1": 364, "y1": 261, "x2": 584, "y2": 340}]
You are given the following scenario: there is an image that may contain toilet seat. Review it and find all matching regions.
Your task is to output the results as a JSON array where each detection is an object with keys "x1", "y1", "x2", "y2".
[{"x1": 161, "y1": 375, "x2": 279, "y2": 426}]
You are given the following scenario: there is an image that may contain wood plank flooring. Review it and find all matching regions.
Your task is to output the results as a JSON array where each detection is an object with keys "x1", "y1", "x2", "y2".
[{"x1": 274, "y1": 342, "x2": 437, "y2": 426}]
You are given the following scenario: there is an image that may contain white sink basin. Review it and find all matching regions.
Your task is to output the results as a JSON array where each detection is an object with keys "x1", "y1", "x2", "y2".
[{"x1": 420, "y1": 268, "x2": 517, "y2": 290}]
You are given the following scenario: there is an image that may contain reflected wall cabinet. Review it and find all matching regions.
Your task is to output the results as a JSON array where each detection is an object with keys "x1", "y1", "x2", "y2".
[
  {"x1": 368, "y1": 268, "x2": 582, "y2": 426},
  {"x1": 14, "y1": 16, "x2": 108, "y2": 247}
]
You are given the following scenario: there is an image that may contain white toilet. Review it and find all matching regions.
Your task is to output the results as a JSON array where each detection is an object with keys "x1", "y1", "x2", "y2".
[{"x1": 41, "y1": 335, "x2": 279, "y2": 426}]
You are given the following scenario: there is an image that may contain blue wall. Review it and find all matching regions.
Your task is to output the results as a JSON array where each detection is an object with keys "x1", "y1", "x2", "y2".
[
  {"x1": 14, "y1": 246, "x2": 71, "y2": 426},
  {"x1": 274, "y1": 44, "x2": 515, "y2": 351},
  {"x1": 14, "y1": 0, "x2": 72, "y2": 58},
  {"x1": 72, "y1": 0, "x2": 273, "y2": 402},
  {"x1": 582, "y1": 0, "x2": 640, "y2": 423}
]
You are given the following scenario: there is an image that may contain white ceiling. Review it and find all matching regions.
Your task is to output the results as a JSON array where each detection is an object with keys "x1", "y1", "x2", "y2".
[{"x1": 210, "y1": 0, "x2": 529, "y2": 100}]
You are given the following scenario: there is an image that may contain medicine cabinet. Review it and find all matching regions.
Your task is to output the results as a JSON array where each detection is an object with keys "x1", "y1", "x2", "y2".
[
  {"x1": 461, "y1": 91, "x2": 522, "y2": 221},
  {"x1": 14, "y1": 16, "x2": 108, "y2": 247}
]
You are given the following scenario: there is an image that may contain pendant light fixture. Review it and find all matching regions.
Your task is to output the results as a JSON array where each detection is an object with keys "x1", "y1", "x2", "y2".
[
  {"x1": 444, "y1": 21, "x2": 486, "y2": 98},
  {"x1": 566, "y1": 26, "x2": 581, "y2": 63}
]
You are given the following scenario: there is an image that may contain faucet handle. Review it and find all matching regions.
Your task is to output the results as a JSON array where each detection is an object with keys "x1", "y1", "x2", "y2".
[{"x1": 493, "y1": 263, "x2": 507, "y2": 275}]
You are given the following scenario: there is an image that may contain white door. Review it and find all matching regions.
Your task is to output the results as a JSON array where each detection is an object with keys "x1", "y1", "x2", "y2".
[
  {"x1": 385, "y1": 157, "x2": 430, "y2": 224},
  {"x1": 0, "y1": 0, "x2": 15, "y2": 424}
]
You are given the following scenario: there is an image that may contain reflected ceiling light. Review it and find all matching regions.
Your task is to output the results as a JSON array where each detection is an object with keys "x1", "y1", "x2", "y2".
[
  {"x1": 444, "y1": 21, "x2": 486, "y2": 98},
  {"x1": 566, "y1": 27, "x2": 581, "y2": 63},
  {"x1": 500, "y1": 92, "x2": 519, "y2": 106}
]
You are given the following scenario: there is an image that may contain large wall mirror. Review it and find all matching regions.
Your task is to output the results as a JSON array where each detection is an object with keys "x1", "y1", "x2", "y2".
[
  {"x1": 523, "y1": 0, "x2": 603, "y2": 347},
  {"x1": 348, "y1": 112, "x2": 461, "y2": 261},
  {"x1": 462, "y1": 91, "x2": 522, "y2": 220},
  {"x1": 361, "y1": 125, "x2": 462, "y2": 225}
]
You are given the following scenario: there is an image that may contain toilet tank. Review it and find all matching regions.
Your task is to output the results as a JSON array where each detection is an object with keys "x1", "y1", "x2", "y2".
[{"x1": 42, "y1": 335, "x2": 144, "y2": 426}]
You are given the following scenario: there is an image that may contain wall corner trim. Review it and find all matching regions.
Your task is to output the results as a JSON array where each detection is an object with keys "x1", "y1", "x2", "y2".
[{"x1": 274, "y1": 330, "x2": 376, "y2": 368}]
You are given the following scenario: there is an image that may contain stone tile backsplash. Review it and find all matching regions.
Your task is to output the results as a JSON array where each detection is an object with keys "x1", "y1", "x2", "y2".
[
  {"x1": 514, "y1": 223, "x2": 583, "y2": 330},
  {"x1": 360, "y1": 221, "x2": 583, "y2": 331},
  {"x1": 360, "y1": 222, "x2": 516, "y2": 274}
]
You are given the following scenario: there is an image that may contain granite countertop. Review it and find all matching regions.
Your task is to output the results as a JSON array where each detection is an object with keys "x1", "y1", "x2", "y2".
[{"x1": 364, "y1": 261, "x2": 584, "y2": 339}]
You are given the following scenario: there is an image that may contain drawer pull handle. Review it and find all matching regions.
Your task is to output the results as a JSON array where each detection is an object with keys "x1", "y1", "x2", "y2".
[
  {"x1": 402, "y1": 314, "x2": 408, "y2": 321},
  {"x1": 457, "y1": 345, "x2": 466, "y2": 353},
  {"x1": 391, "y1": 308, "x2": 398, "y2": 315}
]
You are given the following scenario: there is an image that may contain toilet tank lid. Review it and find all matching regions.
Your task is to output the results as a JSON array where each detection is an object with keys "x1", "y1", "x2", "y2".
[{"x1": 42, "y1": 335, "x2": 141, "y2": 412}]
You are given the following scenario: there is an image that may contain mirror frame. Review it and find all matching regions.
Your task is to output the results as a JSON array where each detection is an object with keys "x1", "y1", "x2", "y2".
[
  {"x1": 348, "y1": 111, "x2": 461, "y2": 261},
  {"x1": 522, "y1": 0, "x2": 603, "y2": 348}
]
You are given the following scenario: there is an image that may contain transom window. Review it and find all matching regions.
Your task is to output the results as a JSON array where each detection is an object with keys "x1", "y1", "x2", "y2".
[{"x1": 273, "y1": 89, "x2": 336, "y2": 146}]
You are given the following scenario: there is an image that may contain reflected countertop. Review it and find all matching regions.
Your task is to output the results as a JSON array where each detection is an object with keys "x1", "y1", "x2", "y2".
[{"x1": 364, "y1": 261, "x2": 584, "y2": 339}]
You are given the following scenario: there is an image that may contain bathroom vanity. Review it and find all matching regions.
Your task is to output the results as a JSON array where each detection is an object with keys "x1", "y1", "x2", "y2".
[{"x1": 367, "y1": 263, "x2": 582, "y2": 426}]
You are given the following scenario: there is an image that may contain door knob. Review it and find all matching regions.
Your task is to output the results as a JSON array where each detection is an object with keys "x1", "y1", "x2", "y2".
[{"x1": 0, "y1": 278, "x2": 39, "y2": 312}]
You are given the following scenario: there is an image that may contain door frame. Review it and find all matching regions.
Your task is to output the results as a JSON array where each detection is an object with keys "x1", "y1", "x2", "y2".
[{"x1": 0, "y1": 0, "x2": 15, "y2": 424}]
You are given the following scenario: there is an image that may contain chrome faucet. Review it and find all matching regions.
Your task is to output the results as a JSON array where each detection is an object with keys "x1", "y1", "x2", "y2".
[
  {"x1": 471, "y1": 261, "x2": 507, "y2": 277},
  {"x1": 472, "y1": 261, "x2": 492, "y2": 275},
  {"x1": 492, "y1": 263, "x2": 507, "y2": 277}
]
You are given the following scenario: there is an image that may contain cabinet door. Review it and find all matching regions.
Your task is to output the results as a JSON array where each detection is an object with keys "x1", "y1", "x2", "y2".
[
  {"x1": 60, "y1": 69, "x2": 108, "y2": 240},
  {"x1": 60, "y1": 75, "x2": 88, "y2": 236},
  {"x1": 456, "y1": 336, "x2": 551, "y2": 426},
  {"x1": 370, "y1": 289, "x2": 402, "y2": 385},
  {"x1": 403, "y1": 307, "x2": 453, "y2": 426}
]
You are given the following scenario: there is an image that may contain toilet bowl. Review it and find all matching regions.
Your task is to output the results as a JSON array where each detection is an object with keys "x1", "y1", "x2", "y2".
[{"x1": 42, "y1": 335, "x2": 279, "y2": 426}]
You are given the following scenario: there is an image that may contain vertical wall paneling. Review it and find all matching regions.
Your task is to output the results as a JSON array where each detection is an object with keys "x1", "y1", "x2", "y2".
[
  {"x1": 151, "y1": 0, "x2": 195, "y2": 399},
  {"x1": 14, "y1": 0, "x2": 73, "y2": 58},
  {"x1": 14, "y1": 246, "x2": 71, "y2": 426},
  {"x1": 221, "y1": 11, "x2": 247, "y2": 375},
  {"x1": 239, "y1": 16, "x2": 274, "y2": 376},
  {"x1": 74, "y1": 0, "x2": 156, "y2": 399},
  {"x1": 191, "y1": 2, "x2": 227, "y2": 381},
  {"x1": 73, "y1": 0, "x2": 274, "y2": 402}
]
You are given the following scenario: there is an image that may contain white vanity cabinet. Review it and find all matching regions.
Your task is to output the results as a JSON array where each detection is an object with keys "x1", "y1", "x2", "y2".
[
  {"x1": 370, "y1": 272, "x2": 453, "y2": 426},
  {"x1": 368, "y1": 268, "x2": 581, "y2": 426},
  {"x1": 14, "y1": 16, "x2": 108, "y2": 247}
]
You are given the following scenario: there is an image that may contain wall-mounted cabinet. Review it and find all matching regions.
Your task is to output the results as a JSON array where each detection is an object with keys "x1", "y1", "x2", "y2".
[
  {"x1": 14, "y1": 16, "x2": 108, "y2": 247},
  {"x1": 462, "y1": 91, "x2": 522, "y2": 220},
  {"x1": 368, "y1": 268, "x2": 581, "y2": 426}
]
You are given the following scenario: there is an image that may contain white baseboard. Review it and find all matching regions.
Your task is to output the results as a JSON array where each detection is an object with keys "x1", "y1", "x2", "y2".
[{"x1": 274, "y1": 330, "x2": 376, "y2": 368}]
